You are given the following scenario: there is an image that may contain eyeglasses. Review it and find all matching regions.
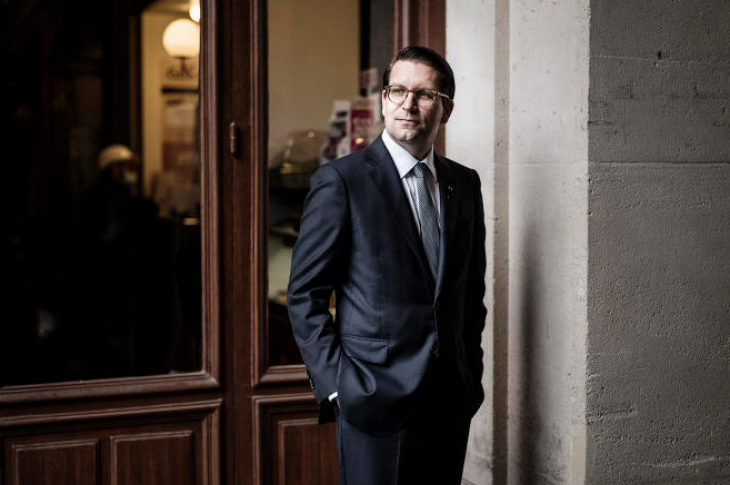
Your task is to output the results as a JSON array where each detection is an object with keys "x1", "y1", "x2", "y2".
[{"x1": 384, "y1": 85, "x2": 450, "y2": 107}]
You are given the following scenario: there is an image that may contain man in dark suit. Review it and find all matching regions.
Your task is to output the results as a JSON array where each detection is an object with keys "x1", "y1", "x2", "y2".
[{"x1": 288, "y1": 46, "x2": 487, "y2": 485}]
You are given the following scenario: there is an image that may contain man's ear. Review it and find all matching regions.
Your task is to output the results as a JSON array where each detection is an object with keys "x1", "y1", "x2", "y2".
[
  {"x1": 381, "y1": 89, "x2": 388, "y2": 118},
  {"x1": 440, "y1": 99, "x2": 454, "y2": 124}
]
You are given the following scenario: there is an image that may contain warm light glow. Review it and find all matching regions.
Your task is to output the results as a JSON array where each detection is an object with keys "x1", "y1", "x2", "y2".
[
  {"x1": 189, "y1": 1, "x2": 201, "y2": 22},
  {"x1": 162, "y1": 18, "x2": 200, "y2": 58}
]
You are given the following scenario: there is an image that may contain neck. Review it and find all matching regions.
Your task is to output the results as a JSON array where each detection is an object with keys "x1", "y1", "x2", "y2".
[{"x1": 393, "y1": 138, "x2": 432, "y2": 161}]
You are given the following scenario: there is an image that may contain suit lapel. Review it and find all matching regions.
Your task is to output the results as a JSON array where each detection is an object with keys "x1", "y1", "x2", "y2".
[
  {"x1": 365, "y1": 137, "x2": 436, "y2": 291},
  {"x1": 435, "y1": 154, "x2": 460, "y2": 299}
]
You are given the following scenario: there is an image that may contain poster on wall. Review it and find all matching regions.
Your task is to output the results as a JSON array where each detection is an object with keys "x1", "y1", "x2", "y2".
[{"x1": 157, "y1": 57, "x2": 200, "y2": 218}]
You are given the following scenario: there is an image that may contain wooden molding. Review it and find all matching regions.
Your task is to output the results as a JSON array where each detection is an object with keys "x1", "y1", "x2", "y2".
[
  {"x1": 200, "y1": 0, "x2": 222, "y2": 390},
  {"x1": 249, "y1": 0, "x2": 268, "y2": 388},
  {"x1": 257, "y1": 365, "x2": 308, "y2": 386},
  {"x1": 0, "y1": 373, "x2": 219, "y2": 405},
  {"x1": 247, "y1": 0, "x2": 308, "y2": 390},
  {"x1": 0, "y1": 397, "x2": 222, "y2": 428}
]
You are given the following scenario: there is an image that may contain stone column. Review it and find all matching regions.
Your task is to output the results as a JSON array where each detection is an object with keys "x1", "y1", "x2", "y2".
[
  {"x1": 587, "y1": 1, "x2": 730, "y2": 483},
  {"x1": 449, "y1": 1, "x2": 730, "y2": 484}
]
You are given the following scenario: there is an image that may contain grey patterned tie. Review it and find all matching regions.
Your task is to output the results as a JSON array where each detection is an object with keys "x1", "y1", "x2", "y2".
[{"x1": 412, "y1": 163, "x2": 440, "y2": 279}]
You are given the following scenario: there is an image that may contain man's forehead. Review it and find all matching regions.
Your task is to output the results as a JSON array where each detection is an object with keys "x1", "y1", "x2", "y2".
[{"x1": 389, "y1": 60, "x2": 439, "y2": 83}]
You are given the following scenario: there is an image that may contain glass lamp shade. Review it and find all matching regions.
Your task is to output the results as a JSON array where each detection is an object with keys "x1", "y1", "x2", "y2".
[
  {"x1": 189, "y1": 2, "x2": 201, "y2": 22},
  {"x1": 162, "y1": 19, "x2": 200, "y2": 58}
]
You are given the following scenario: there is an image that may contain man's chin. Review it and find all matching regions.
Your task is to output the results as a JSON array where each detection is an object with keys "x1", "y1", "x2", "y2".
[{"x1": 390, "y1": 129, "x2": 420, "y2": 143}]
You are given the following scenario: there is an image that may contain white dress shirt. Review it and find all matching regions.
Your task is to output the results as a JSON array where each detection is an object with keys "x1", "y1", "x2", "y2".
[{"x1": 381, "y1": 129, "x2": 441, "y2": 232}]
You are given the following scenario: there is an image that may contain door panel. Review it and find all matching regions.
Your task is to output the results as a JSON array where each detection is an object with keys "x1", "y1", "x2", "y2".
[
  {"x1": 111, "y1": 431, "x2": 194, "y2": 485},
  {"x1": 2, "y1": 400, "x2": 219, "y2": 485},
  {"x1": 252, "y1": 394, "x2": 337, "y2": 485},
  {"x1": 276, "y1": 419, "x2": 337, "y2": 485},
  {"x1": 7, "y1": 439, "x2": 100, "y2": 485}
]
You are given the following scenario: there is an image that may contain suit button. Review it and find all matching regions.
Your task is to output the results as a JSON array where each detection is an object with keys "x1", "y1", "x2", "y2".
[{"x1": 430, "y1": 344, "x2": 440, "y2": 357}]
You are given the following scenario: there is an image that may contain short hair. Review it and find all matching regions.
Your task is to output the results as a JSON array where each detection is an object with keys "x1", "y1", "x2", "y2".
[{"x1": 382, "y1": 45, "x2": 455, "y2": 100}]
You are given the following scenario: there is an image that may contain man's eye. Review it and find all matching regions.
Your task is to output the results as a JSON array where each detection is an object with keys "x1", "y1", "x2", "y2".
[
  {"x1": 416, "y1": 90, "x2": 435, "y2": 101},
  {"x1": 391, "y1": 87, "x2": 406, "y2": 96}
]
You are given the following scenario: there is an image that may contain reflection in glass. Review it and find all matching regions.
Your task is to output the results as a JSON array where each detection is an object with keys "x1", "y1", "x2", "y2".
[
  {"x1": 266, "y1": 0, "x2": 388, "y2": 366},
  {"x1": 0, "y1": 0, "x2": 202, "y2": 386}
]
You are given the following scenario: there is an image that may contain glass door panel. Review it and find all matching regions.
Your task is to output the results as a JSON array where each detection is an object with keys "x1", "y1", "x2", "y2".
[
  {"x1": 0, "y1": 0, "x2": 202, "y2": 385},
  {"x1": 266, "y1": 0, "x2": 392, "y2": 366}
]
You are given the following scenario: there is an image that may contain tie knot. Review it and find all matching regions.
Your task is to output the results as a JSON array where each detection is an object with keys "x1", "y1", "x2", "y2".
[{"x1": 412, "y1": 163, "x2": 429, "y2": 179}]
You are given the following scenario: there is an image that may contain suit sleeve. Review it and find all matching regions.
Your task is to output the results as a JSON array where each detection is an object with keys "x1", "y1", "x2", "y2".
[
  {"x1": 287, "y1": 164, "x2": 350, "y2": 405},
  {"x1": 464, "y1": 169, "x2": 487, "y2": 393}
]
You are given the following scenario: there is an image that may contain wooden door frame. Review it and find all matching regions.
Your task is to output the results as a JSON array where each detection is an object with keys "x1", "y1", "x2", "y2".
[
  {"x1": 394, "y1": 0, "x2": 446, "y2": 54},
  {"x1": 394, "y1": 0, "x2": 447, "y2": 153}
]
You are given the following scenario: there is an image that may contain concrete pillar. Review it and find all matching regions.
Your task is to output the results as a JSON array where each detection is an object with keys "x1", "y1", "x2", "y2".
[
  {"x1": 587, "y1": 1, "x2": 730, "y2": 483},
  {"x1": 448, "y1": 0, "x2": 590, "y2": 483},
  {"x1": 446, "y1": 0, "x2": 505, "y2": 482},
  {"x1": 506, "y1": 0, "x2": 590, "y2": 483},
  {"x1": 448, "y1": 0, "x2": 730, "y2": 484}
]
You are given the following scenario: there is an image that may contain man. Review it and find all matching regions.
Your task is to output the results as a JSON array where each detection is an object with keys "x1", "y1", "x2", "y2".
[{"x1": 287, "y1": 46, "x2": 487, "y2": 484}]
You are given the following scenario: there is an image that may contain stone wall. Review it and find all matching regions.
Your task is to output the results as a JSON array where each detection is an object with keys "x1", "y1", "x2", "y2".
[
  {"x1": 587, "y1": 1, "x2": 730, "y2": 483},
  {"x1": 448, "y1": 1, "x2": 729, "y2": 483}
]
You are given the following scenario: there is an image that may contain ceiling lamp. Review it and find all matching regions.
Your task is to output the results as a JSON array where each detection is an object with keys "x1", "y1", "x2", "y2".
[
  {"x1": 162, "y1": 18, "x2": 200, "y2": 59},
  {"x1": 189, "y1": 1, "x2": 201, "y2": 22}
]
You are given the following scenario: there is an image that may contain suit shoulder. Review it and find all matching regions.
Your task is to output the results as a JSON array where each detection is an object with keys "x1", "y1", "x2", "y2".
[
  {"x1": 324, "y1": 148, "x2": 370, "y2": 179},
  {"x1": 440, "y1": 156, "x2": 481, "y2": 184}
]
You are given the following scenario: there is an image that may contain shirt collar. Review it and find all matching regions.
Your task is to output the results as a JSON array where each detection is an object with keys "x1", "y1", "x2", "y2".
[{"x1": 381, "y1": 129, "x2": 437, "y2": 182}]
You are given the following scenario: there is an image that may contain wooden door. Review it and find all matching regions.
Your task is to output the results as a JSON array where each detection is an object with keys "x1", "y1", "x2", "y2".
[
  {"x1": 221, "y1": 0, "x2": 444, "y2": 483},
  {"x1": 0, "y1": 0, "x2": 442, "y2": 483},
  {"x1": 0, "y1": 0, "x2": 221, "y2": 482}
]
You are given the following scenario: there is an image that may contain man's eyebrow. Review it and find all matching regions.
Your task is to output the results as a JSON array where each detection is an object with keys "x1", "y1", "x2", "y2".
[{"x1": 391, "y1": 85, "x2": 439, "y2": 91}]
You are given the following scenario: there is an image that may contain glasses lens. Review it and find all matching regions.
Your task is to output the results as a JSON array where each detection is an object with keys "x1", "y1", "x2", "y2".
[
  {"x1": 416, "y1": 90, "x2": 436, "y2": 106},
  {"x1": 388, "y1": 87, "x2": 406, "y2": 103}
]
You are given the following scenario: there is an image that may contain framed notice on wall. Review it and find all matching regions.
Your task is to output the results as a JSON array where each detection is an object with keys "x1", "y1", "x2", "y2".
[{"x1": 157, "y1": 57, "x2": 200, "y2": 217}]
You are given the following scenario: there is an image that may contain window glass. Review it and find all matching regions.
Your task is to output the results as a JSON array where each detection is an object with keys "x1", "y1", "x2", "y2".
[
  {"x1": 0, "y1": 0, "x2": 202, "y2": 385},
  {"x1": 266, "y1": 0, "x2": 390, "y2": 365}
]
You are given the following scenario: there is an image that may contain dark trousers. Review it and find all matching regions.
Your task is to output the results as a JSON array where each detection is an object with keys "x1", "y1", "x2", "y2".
[{"x1": 336, "y1": 355, "x2": 473, "y2": 485}]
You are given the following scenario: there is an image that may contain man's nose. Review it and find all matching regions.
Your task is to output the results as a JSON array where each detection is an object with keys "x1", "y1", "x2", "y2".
[{"x1": 401, "y1": 91, "x2": 418, "y2": 110}]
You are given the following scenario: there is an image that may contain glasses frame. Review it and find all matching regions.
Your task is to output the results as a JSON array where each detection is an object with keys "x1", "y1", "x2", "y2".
[{"x1": 384, "y1": 85, "x2": 451, "y2": 107}]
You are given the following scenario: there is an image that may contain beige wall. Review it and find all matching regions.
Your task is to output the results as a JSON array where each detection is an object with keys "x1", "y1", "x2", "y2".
[
  {"x1": 267, "y1": 0, "x2": 360, "y2": 159},
  {"x1": 267, "y1": 0, "x2": 359, "y2": 300}
]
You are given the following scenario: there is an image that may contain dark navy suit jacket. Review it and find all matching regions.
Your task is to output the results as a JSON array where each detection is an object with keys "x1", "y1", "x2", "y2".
[{"x1": 287, "y1": 135, "x2": 487, "y2": 436}]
